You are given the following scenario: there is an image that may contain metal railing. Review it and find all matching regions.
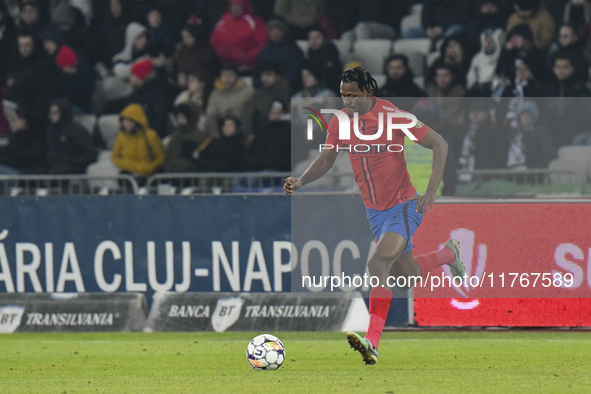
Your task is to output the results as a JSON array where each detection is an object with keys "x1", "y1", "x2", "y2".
[
  {"x1": 0, "y1": 170, "x2": 585, "y2": 197},
  {"x1": 0, "y1": 175, "x2": 139, "y2": 196},
  {"x1": 145, "y1": 172, "x2": 292, "y2": 195},
  {"x1": 455, "y1": 169, "x2": 586, "y2": 196}
]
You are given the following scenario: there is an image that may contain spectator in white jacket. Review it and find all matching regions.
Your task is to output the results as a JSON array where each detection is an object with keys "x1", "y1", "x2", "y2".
[{"x1": 466, "y1": 28, "x2": 505, "y2": 91}]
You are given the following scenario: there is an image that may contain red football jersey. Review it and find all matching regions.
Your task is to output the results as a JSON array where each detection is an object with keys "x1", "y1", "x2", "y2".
[{"x1": 325, "y1": 97, "x2": 430, "y2": 211}]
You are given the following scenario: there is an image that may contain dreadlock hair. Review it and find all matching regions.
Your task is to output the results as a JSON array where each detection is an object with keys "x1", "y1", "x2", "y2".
[{"x1": 340, "y1": 66, "x2": 379, "y2": 96}]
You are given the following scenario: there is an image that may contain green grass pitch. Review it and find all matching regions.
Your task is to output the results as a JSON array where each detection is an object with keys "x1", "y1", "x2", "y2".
[{"x1": 1, "y1": 331, "x2": 590, "y2": 393}]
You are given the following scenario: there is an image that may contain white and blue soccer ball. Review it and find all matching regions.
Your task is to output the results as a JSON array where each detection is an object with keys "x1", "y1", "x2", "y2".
[{"x1": 246, "y1": 334, "x2": 285, "y2": 370}]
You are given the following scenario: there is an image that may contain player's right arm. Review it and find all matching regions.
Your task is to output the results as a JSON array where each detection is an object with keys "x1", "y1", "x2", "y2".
[{"x1": 283, "y1": 149, "x2": 339, "y2": 195}]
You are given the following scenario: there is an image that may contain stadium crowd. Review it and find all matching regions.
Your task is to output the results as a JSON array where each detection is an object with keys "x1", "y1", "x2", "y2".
[{"x1": 0, "y1": 0, "x2": 589, "y2": 193}]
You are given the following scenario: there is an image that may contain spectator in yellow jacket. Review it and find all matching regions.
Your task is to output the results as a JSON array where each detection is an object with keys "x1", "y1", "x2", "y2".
[{"x1": 111, "y1": 104, "x2": 165, "y2": 180}]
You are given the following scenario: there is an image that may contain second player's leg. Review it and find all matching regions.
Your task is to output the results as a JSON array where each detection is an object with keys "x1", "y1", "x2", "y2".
[{"x1": 388, "y1": 240, "x2": 467, "y2": 291}]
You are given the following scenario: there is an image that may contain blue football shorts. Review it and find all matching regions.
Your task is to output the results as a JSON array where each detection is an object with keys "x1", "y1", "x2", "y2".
[{"x1": 365, "y1": 197, "x2": 423, "y2": 254}]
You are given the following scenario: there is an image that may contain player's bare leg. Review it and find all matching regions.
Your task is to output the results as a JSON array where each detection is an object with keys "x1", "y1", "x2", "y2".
[
  {"x1": 388, "y1": 250, "x2": 421, "y2": 291},
  {"x1": 347, "y1": 232, "x2": 406, "y2": 365},
  {"x1": 366, "y1": 232, "x2": 408, "y2": 285}
]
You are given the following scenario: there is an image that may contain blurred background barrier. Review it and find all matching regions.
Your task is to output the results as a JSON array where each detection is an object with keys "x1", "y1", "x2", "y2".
[
  {"x1": 0, "y1": 174, "x2": 139, "y2": 196},
  {"x1": 145, "y1": 172, "x2": 291, "y2": 195},
  {"x1": 0, "y1": 293, "x2": 147, "y2": 333},
  {"x1": 144, "y1": 292, "x2": 369, "y2": 333},
  {"x1": 455, "y1": 169, "x2": 587, "y2": 196},
  {"x1": 0, "y1": 170, "x2": 585, "y2": 197}
]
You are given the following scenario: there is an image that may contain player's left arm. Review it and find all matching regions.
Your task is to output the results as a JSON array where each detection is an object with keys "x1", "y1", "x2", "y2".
[{"x1": 408, "y1": 128, "x2": 448, "y2": 216}]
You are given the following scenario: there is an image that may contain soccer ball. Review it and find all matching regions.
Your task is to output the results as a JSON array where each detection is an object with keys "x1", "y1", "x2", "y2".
[{"x1": 246, "y1": 334, "x2": 285, "y2": 370}]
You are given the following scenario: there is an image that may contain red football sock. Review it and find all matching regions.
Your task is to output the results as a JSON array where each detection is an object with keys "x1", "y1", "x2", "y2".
[
  {"x1": 365, "y1": 287, "x2": 392, "y2": 349},
  {"x1": 415, "y1": 247, "x2": 455, "y2": 279}
]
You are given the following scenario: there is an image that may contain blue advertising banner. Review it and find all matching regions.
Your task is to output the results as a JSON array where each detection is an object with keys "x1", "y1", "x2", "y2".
[{"x1": 0, "y1": 194, "x2": 408, "y2": 326}]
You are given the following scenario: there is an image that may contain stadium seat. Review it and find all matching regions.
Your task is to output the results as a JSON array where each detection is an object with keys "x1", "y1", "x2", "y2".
[
  {"x1": 98, "y1": 114, "x2": 120, "y2": 150},
  {"x1": 332, "y1": 154, "x2": 356, "y2": 187},
  {"x1": 161, "y1": 135, "x2": 172, "y2": 149},
  {"x1": 86, "y1": 151, "x2": 120, "y2": 193},
  {"x1": 426, "y1": 51, "x2": 440, "y2": 68},
  {"x1": 548, "y1": 158, "x2": 587, "y2": 185},
  {"x1": 296, "y1": 40, "x2": 309, "y2": 55},
  {"x1": 2, "y1": 99, "x2": 17, "y2": 131},
  {"x1": 557, "y1": 146, "x2": 591, "y2": 162},
  {"x1": 411, "y1": 3, "x2": 424, "y2": 15},
  {"x1": 413, "y1": 76, "x2": 425, "y2": 88},
  {"x1": 373, "y1": 74, "x2": 386, "y2": 88},
  {"x1": 393, "y1": 39, "x2": 431, "y2": 77},
  {"x1": 71, "y1": 0, "x2": 92, "y2": 20},
  {"x1": 294, "y1": 157, "x2": 337, "y2": 188},
  {"x1": 333, "y1": 153, "x2": 352, "y2": 173},
  {"x1": 557, "y1": 146, "x2": 591, "y2": 181},
  {"x1": 392, "y1": 51, "x2": 426, "y2": 79},
  {"x1": 394, "y1": 38, "x2": 431, "y2": 56},
  {"x1": 332, "y1": 39, "x2": 353, "y2": 59},
  {"x1": 73, "y1": 114, "x2": 97, "y2": 134},
  {"x1": 400, "y1": 13, "x2": 422, "y2": 35},
  {"x1": 352, "y1": 39, "x2": 393, "y2": 75}
]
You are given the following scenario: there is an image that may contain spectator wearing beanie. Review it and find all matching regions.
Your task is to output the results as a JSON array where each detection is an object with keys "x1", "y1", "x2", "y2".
[
  {"x1": 130, "y1": 58, "x2": 153, "y2": 84},
  {"x1": 210, "y1": 0, "x2": 268, "y2": 71},
  {"x1": 255, "y1": 19, "x2": 304, "y2": 91},
  {"x1": 103, "y1": 58, "x2": 172, "y2": 138},
  {"x1": 53, "y1": 44, "x2": 96, "y2": 112},
  {"x1": 294, "y1": 63, "x2": 336, "y2": 98},
  {"x1": 506, "y1": 0, "x2": 555, "y2": 52},
  {"x1": 176, "y1": 22, "x2": 219, "y2": 89}
]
